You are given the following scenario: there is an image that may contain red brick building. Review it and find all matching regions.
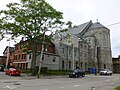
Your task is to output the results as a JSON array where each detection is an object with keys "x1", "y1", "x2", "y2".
[
  {"x1": 12, "y1": 38, "x2": 56, "y2": 69},
  {"x1": 3, "y1": 46, "x2": 14, "y2": 67}
]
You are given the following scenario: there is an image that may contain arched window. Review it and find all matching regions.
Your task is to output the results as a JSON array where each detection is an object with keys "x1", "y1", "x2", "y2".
[
  {"x1": 69, "y1": 61, "x2": 71, "y2": 69},
  {"x1": 62, "y1": 60, "x2": 64, "y2": 69},
  {"x1": 104, "y1": 64, "x2": 106, "y2": 69},
  {"x1": 76, "y1": 62, "x2": 78, "y2": 69}
]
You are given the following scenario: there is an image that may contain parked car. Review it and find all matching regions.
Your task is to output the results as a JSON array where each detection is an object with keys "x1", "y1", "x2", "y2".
[
  {"x1": 0, "y1": 65, "x2": 4, "y2": 72},
  {"x1": 5, "y1": 68, "x2": 21, "y2": 76},
  {"x1": 69, "y1": 69, "x2": 85, "y2": 78},
  {"x1": 99, "y1": 69, "x2": 112, "y2": 75}
]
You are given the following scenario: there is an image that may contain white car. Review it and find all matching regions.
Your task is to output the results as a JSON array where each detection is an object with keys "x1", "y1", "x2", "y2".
[{"x1": 100, "y1": 69, "x2": 112, "y2": 75}]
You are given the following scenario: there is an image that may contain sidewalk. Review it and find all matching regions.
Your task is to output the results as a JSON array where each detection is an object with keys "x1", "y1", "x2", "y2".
[{"x1": 20, "y1": 73, "x2": 68, "y2": 79}]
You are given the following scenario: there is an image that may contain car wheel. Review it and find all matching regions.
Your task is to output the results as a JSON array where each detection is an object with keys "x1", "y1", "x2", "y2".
[
  {"x1": 75, "y1": 74, "x2": 78, "y2": 78},
  {"x1": 82, "y1": 74, "x2": 85, "y2": 77},
  {"x1": 10, "y1": 73, "x2": 12, "y2": 76}
]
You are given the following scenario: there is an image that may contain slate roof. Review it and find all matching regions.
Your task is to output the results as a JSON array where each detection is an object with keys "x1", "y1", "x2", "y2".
[
  {"x1": 60, "y1": 21, "x2": 91, "y2": 36},
  {"x1": 89, "y1": 22, "x2": 107, "y2": 30},
  {"x1": 68, "y1": 21, "x2": 91, "y2": 35},
  {"x1": 60, "y1": 20, "x2": 108, "y2": 37}
]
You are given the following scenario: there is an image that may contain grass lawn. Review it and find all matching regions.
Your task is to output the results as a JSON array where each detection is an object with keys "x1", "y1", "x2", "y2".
[{"x1": 115, "y1": 86, "x2": 120, "y2": 90}]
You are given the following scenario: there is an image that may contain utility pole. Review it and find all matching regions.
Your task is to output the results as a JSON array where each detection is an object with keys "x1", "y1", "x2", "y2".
[
  {"x1": 6, "y1": 38, "x2": 10, "y2": 69},
  {"x1": 72, "y1": 44, "x2": 74, "y2": 70}
]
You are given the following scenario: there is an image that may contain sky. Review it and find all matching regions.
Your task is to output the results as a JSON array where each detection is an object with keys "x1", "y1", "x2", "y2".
[{"x1": 0, "y1": 0, "x2": 120, "y2": 57}]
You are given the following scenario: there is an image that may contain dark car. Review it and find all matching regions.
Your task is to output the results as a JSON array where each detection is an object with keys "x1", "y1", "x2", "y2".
[
  {"x1": 0, "y1": 65, "x2": 4, "y2": 71},
  {"x1": 69, "y1": 69, "x2": 85, "y2": 78}
]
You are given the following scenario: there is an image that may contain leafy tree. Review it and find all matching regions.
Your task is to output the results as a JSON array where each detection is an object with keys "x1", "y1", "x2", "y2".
[{"x1": 0, "y1": 0, "x2": 68, "y2": 78}]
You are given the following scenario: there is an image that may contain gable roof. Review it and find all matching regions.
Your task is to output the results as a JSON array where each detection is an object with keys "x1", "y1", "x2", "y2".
[
  {"x1": 89, "y1": 22, "x2": 107, "y2": 30},
  {"x1": 68, "y1": 21, "x2": 91, "y2": 35},
  {"x1": 59, "y1": 20, "x2": 109, "y2": 40},
  {"x1": 60, "y1": 20, "x2": 92, "y2": 37}
]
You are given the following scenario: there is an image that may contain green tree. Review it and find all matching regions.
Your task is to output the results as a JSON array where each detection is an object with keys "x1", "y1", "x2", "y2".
[{"x1": 0, "y1": 0, "x2": 67, "y2": 78}]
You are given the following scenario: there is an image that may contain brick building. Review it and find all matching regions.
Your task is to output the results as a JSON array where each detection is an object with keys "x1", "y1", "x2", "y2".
[
  {"x1": 12, "y1": 38, "x2": 59, "y2": 70},
  {"x1": 3, "y1": 46, "x2": 14, "y2": 67}
]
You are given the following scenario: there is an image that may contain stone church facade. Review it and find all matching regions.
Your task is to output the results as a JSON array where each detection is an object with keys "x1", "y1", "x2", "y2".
[{"x1": 53, "y1": 20, "x2": 113, "y2": 71}]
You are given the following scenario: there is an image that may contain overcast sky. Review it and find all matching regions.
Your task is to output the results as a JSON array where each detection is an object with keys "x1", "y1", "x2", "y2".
[{"x1": 0, "y1": 0, "x2": 120, "y2": 57}]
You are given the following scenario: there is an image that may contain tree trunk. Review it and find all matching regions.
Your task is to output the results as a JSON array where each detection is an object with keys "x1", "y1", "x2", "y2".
[{"x1": 31, "y1": 42, "x2": 37, "y2": 76}]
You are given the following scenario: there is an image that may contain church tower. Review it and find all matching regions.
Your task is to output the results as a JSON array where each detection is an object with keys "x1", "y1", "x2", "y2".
[{"x1": 84, "y1": 22, "x2": 113, "y2": 71}]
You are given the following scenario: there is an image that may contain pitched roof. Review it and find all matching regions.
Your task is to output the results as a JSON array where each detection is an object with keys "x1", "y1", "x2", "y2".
[
  {"x1": 60, "y1": 20, "x2": 108, "y2": 38},
  {"x1": 89, "y1": 22, "x2": 107, "y2": 30},
  {"x1": 60, "y1": 21, "x2": 92, "y2": 36},
  {"x1": 68, "y1": 21, "x2": 91, "y2": 35}
]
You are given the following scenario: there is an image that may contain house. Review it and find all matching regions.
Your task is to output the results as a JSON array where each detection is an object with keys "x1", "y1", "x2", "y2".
[
  {"x1": 3, "y1": 46, "x2": 14, "y2": 68},
  {"x1": 112, "y1": 56, "x2": 120, "y2": 73},
  {"x1": 12, "y1": 38, "x2": 60, "y2": 70}
]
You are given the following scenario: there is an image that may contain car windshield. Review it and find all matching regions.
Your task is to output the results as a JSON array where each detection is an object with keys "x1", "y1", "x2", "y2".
[
  {"x1": 9, "y1": 68, "x2": 16, "y2": 71},
  {"x1": 101, "y1": 69, "x2": 110, "y2": 71}
]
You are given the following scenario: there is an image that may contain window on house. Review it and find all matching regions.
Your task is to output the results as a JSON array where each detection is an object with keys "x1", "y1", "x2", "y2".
[
  {"x1": 76, "y1": 62, "x2": 78, "y2": 69},
  {"x1": 75, "y1": 50, "x2": 76, "y2": 56},
  {"x1": 53, "y1": 57, "x2": 56, "y2": 62},
  {"x1": 29, "y1": 54, "x2": 31, "y2": 59},
  {"x1": 62, "y1": 60, "x2": 64, "y2": 69},
  {"x1": 18, "y1": 54, "x2": 20, "y2": 59},
  {"x1": 69, "y1": 61, "x2": 71, "y2": 69},
  {"x1": 16, "y1": 55, "x2": 17, "y2": 60},
  {"x1": 22, "y1": 54, "x2": 24, "y2": 59},
  {"x1": 81, "y1": 44, "x2": 83, "y2": 47},
  {"x1": 42, "y1": 55, "x2": 44, "y2": 60},
  {"x1": 62, "y1": 48, "x2": 64, "y2": 53},
  {"x1": 104, "y1": 64, "x2": 106, "y2": 69},
  {"x1": 24, "y1": 54, "x2": 26, "y2": 59},
  {"x1": 69, "y1": 49, "x2": 71, "y2": 55}
]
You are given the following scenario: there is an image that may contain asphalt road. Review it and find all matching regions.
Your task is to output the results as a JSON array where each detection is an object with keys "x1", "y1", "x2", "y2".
[{"x1": 0, "y1": 72, "x2": 120, "y2": 90}]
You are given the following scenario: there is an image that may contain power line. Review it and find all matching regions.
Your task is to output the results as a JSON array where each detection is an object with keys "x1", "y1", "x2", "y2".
[{"x1": 107, "y1": 22, "x2": 120, "y2": 26}]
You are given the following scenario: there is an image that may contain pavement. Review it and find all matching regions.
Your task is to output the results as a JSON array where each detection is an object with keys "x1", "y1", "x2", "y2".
[
  {"x1": 20, "y1": 73, "x2": 67, "y2": 79},
  {"x1": 1, "y1": 73, "x2": 119, "y2": 90}
]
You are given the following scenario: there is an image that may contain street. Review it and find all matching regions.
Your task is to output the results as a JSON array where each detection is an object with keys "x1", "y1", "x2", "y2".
[{"x1": 0, "y1": 72, "x2": 120, "y2": 90}]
